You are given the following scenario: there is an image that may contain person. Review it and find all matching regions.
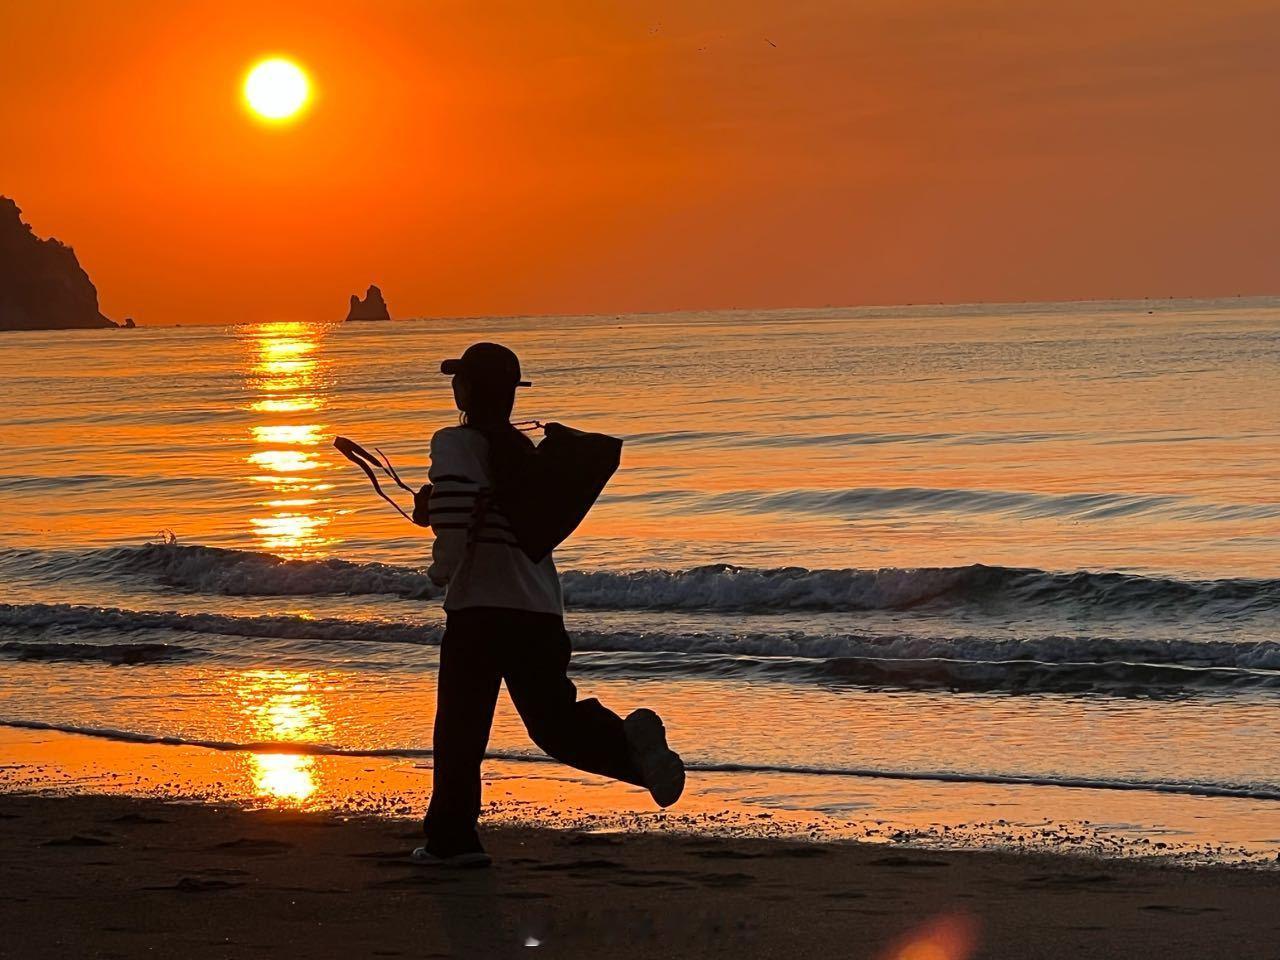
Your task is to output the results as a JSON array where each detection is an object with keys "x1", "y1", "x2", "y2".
[{"x1": 414, "y1": 342, "x2": 685, "y2": 867}]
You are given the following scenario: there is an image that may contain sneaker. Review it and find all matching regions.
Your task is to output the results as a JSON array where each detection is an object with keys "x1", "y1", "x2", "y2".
[
  {"x1": 624, "y1": 708, "x2": 685, "y2": 808},
  {"x1": 410, "y1": 846, "x2": 492, "y2": 869}
]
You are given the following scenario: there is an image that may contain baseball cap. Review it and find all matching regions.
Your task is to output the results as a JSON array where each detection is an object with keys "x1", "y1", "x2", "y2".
[{"x1": 440, "y1": 342, "x2": 531, "y2": 387}]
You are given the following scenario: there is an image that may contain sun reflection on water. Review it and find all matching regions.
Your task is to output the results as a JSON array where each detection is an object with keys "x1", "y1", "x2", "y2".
[
  {"x1": 252, "y1": 424, "x2": 322, "y2": 446},
  {"x1": 248, "y1": 449, "x2": 319, "y2": 473},
  {"x1": 252, "y1": 396, "x2": 322, "y2": 413},
  {"x1": 225, "y1": 668, "x2": 336, "y2": 806},
  {"x1": 239, "y1": 322, "x2": 338, "y2": 558},
  {"x1": 250, "y1": 753, "x2": 317, "y2": 803}
]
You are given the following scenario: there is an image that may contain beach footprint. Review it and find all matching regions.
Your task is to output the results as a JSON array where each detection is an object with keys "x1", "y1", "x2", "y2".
[
  {"x1": 211, "y1": 837, "x2": 294, "y2": 856},
  {"x1": 42, "y1": 834, "x2": 113, "y2": 847}
]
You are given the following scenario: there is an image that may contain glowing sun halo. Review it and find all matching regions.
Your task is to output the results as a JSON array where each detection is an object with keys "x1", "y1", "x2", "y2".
[{"x1": 244, "y1": 58, "x2": 310, "y2": 122}]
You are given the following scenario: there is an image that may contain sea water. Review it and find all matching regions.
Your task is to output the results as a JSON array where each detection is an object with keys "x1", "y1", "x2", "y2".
[{"x1": 2, "y1": 299, "x2": 1278, "y2": 861}]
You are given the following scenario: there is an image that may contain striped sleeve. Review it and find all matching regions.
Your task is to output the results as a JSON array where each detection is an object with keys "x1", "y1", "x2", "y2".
[{"x1": 426, "y1": 430, "x2": 485, "y2": 584}]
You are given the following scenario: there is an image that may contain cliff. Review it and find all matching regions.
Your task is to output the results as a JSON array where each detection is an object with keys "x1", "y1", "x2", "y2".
[
  {"x1": 0, "y1": 197, "x2": 117, "y2": 331},
  {"x1": 345, "y1": 284, "x2": 391, "y2": 322}
]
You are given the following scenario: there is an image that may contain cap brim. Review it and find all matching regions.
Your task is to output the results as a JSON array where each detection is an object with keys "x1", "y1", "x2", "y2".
[{"x1": 441, "y1": 360, "x2": 531, "y2": 387}]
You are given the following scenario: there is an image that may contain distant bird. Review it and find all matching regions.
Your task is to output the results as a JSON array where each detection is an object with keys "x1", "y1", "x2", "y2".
[{"x1": 765, "y1": 37, "x2": 777, "y2": 47}]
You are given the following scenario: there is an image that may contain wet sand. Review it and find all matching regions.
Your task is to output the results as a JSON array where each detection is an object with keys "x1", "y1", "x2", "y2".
[
  {"x1": 1, "y1": 793, "x2": 1277, "y2": 959},
  {"x1": 5, "y1": 725, "x2": 1277, "y2": 867}
]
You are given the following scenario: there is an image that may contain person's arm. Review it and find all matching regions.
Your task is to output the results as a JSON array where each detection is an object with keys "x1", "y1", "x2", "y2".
[{"x1": 426, "y1": 430, "x2": 485, "y2": 586}]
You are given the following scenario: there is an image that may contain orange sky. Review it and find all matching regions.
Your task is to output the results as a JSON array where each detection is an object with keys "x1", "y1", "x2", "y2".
[{"x1": 1, "y1": 1, "x2": 1277, "y2": 325}]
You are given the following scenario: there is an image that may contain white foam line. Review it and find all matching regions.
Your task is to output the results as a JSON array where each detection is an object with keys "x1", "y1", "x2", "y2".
[
  {"x1": 691, "y1": 761, "x2": 1280, "y2": 802},
  {"x1": 11, "y1": 542, "x2": 1276, "y2": 613},
  {"x1": 0, "y1": 718, "x2": 433, "y2": 757},
  {"x1": 5, "y1": 602, "x2": 1280, "y2": 673},
  {"x1": 5, "y1": 718, "x2": 1277, "y2": 803}
]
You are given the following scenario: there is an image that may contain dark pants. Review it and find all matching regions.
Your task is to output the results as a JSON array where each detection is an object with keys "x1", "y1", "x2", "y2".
[{"x1": 423, "y1": 606, "x2": 645, "y2": 855}]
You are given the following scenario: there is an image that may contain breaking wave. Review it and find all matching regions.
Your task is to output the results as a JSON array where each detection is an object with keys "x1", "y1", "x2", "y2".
[
  {"x1": 0, "y1": 639, "x2": 196, "y2": 665},
  {"x1": 0, "y1": 602, "x2": 441, "y2": 647},
  {"x1": 4, "y1": 602, "x2": 1279, "y2": 694},
  {"x1": 2, "y1": 543, "x2": 1277, "y2": 617}
]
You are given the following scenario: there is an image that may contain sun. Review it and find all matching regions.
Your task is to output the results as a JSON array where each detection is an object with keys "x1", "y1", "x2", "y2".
[{"x1": 244, "y1": 58, "x2": 311, "y2": 122}]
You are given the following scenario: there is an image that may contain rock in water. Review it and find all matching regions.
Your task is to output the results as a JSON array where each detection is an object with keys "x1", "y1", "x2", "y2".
[
  {"x1": 345, "y1": 284, "x2": 392, "y2": 322},
  {"x1": 0, "y1": 196, "x2": 118, "y2": 331}
]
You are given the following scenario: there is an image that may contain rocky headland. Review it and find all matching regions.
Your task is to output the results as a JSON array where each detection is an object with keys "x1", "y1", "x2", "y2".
[{"x1": 0, "y1": 196, "x2": 119, "y2": 331}]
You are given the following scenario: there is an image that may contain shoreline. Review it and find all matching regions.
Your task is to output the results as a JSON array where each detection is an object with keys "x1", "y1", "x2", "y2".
[
  {"x1": 4, "y1": 726, "x2": 1279, "y2": 870},
  {"x1": 10, "y1": 717, "x2": 1279, "y2": 803},
  {"x1": 2, "y1": 791, "x2": 1278, "y2": 959}
]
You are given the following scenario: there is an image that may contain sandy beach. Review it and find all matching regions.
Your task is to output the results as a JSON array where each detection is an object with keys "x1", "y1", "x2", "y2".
[{"x1": 2, "y1": 791, "x2": 1277, "y2": 960}]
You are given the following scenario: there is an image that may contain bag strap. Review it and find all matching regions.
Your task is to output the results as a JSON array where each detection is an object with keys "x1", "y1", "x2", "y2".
[{"x1": 333, "y1": 435, "x2": 422, "y2": 525}]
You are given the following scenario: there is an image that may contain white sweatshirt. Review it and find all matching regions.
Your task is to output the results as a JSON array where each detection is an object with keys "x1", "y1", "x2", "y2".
[{"x1": 426, "y1": 426, "x2": 564, "y2": 616}]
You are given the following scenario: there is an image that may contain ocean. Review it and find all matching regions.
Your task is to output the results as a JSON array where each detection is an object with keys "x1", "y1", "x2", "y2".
[{"x1": 2, "y1": 298, "x2": 1278, "y2": 863}]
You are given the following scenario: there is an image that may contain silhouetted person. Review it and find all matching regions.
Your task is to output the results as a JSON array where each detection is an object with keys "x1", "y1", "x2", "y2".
[{"x1": 415, "y1": 342, "x2": 684, "y2": 867}]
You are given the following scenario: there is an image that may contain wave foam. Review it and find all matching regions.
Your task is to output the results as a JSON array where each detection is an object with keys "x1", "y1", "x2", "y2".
[
  {"x1": 4, "y1": 602, "x2": 1279, "y2": 692},
  {"x1": 0, "y1": 602, "x2": 441, "y2": 647},
  {"x1": 103, "y1": 543, "x2": 442, "y2": 599},
  {"x1": 4, "y1": 543, "x2": 1277, "y2": 616}
]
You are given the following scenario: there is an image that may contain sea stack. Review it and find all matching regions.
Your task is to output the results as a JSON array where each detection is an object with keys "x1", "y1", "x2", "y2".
[
  {"x1": 345, "y1": 284, "x2": 391, "y2": 322},
  {"x1": 0, "y1": 196, "x2": 118, "y2": 331}
]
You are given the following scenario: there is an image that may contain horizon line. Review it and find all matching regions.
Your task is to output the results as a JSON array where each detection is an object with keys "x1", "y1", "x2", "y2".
[{"x1": 112, "y1": 290, "x2": 1280, "y2": 330}]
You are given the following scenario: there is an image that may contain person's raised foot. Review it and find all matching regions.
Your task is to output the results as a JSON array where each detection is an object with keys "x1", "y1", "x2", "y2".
[
  {"x1": 410, "y1": 846, "x2": 492, "y2": 869},
  {"x1": 624, "y1": 708, "x2": 685, "y2": 808}
]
